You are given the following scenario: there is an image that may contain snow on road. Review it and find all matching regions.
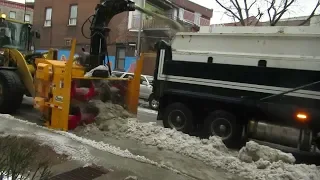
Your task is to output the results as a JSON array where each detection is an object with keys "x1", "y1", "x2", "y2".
[
  {"x1": 82, "y1": 100, "x2": 320, "y2": 180},
  {"x1": 1, "y1": 99, "x2": 320, "y2": 180},
  {"x1": 138, "y1": 107, "x2": 157, "y2": 114},
  {"x1": 0, "y1": 114, "x2": 185, "y2": 175}
]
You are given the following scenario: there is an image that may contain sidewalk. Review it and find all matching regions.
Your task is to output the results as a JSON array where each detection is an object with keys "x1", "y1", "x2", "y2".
[{"x1": 0, "y1": 116, "x2": 196, "y2": 180}]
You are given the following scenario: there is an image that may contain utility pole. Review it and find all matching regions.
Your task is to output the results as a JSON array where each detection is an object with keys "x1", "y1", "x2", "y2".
[
  {"x1": 136, "y1": 12, "x2": 143, "y2": 58},
  {"x1": 24, "y1": 0, "x2": 27, "y2": 22}
]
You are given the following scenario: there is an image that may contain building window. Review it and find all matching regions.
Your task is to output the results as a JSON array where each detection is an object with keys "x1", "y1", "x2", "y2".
[
  {"x1": 25, "y1": 14, "x2": 30, "y2": 22},
  {"x1": 69, "y1": 5, "x2": 78, "y2": 26},
  {"x1": 178, "y1": 8, "x2": 184, "y2": 20},
  {"x1": 194, "y1": 12, "x2": 201, "y2": 26},
  {"x1": 9, "y1": 11, "x2": 16, "y2": 19},
  {"x1": 65, "y1": 39, "x2": 71, "y2": 46},
  {"x1": 116, "y1": 47, "x2": 126, "y2": 70},
  {"x1": 44, "y1": 7, "x2": 52, "y2": 27}
]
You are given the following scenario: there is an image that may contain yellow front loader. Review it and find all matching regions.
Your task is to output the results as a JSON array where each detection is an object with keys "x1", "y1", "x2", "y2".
[
  {"x1": 0, "y1": 0, "x2": 144, "y2": 131},
  {"x1": 0, "y1": 13, "x2": 42, "y2": 113}
]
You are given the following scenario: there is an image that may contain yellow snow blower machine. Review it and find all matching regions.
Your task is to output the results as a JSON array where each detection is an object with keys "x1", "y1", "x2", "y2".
[{"x1": 0, "y1": 0, "x2": 143, "y2": 131}]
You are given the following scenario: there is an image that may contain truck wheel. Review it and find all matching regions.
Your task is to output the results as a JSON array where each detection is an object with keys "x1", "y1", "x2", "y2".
[
  {"x1": 163, "y1": 102, "x2": 194, "y2": 133},
  {"x1": 0, "y1": 70, "x2": 24, "y2": 114},
  {"x1": 204, "y1": 110, "x2": 243, "y2": 148},
  {"x1": 148, "y1": 94, "x2": 159, "y2": 110}
]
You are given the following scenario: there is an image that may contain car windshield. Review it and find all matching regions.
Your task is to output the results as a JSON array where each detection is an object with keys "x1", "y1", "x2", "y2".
[
  {"x1": 0, "y1": 20, "x2": 29, "y2": 51},
  {"x1": 146, "y1": 76, "x2": 154, "y2": 84},
  {"x1": 112, "y1": 71, "x2": 125, "y2": 77}
]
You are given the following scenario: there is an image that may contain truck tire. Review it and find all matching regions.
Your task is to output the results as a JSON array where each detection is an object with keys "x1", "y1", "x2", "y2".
[
  {"x1": 148, "y1": 94, "x2": 159, "y2": 110},
  {"x1": 0, "y1": 70, "x2": 24, "y2": 114},
  {"x1": 204, "y1": 110, "x2": 243, "y2": 148},
  {"x1": 163, "y1": 102, "x2": 194, "y2": 133}
]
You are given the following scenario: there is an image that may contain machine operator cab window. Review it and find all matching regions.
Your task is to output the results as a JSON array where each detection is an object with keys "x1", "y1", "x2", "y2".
[
  {"x1": 0, "y1": 28, "x2": 10, "y2": 47},
  {"x1": 0, "y1": 14, "x2": 30, "y2": 52}
]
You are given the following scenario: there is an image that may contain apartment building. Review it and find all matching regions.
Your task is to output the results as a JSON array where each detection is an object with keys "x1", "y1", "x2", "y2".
[
  {"x1": 32, "y1": 0, "x2": 212, "y2": 74},
  {"x1": 0, "y1": 0, "x2": 34, "y2": 23}
]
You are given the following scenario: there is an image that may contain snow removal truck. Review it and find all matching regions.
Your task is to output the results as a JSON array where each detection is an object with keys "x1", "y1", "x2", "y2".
[
  {"x1": 0, "y1": 0, "x2": 142, "y2": 131},
  {"x1": 153, "y1": 26, "x2": 320, "y2": 152}
]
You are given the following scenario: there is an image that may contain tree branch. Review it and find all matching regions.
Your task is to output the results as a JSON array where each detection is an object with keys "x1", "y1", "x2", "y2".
[
  {"x1": 215, "y1": 0, "x2": 241, "y2": 21},
  {"x1": 267, "y1": 0, "x2": 276, "y2": 25},
  {"x1": 232, "y1": 0, "x2": 246, "y2": 25},
  {"x1": 299, "y1": 0, "x2": 320, "y2": 26},
  {"x1": 271, "y1": 0, "x2": 295, "y2": 26},
  {"x1": 248, "y1": 0, "x2": 258, "y2": 10}
]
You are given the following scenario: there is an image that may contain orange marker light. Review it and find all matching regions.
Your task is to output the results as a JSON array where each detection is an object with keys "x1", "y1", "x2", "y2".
[{"x1": 296, "y1": 113, "x2": 308, "y2": 122}]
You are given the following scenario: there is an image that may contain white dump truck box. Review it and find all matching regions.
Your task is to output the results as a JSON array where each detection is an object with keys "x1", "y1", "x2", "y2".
[{"x1": 171, "y1": 26, "x2": 320, "y2": 71}]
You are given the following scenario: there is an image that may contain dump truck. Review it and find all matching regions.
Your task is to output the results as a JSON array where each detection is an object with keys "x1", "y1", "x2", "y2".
[{"x1": 153, "y1": 26, "x2": 320, "y2": 151}]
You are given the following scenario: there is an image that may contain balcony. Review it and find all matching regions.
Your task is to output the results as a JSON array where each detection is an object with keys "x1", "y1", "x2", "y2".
[
  {"x1": 130, "y1": 10, "x2": 210, "y2": 31},
  {"x1": 180, "y1": 9, "x2": 210, "y2": 26},
  {"x1": 25, "y1": 0, "x2": 35, "y2": 8}
]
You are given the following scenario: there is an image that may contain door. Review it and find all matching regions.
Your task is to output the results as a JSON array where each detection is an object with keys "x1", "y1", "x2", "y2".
[{"x1": 116, "y1": 47, "x2": 126, "y2": 71}]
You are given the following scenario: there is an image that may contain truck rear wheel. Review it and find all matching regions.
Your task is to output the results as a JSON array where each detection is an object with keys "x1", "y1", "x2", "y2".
[
  {"x1": 204, "y1": 110, "x2": 243, "y2": 148},
  {"x1": 0, "y1": 70, "x2": 24, "y2": 114},
  {"x1": 163, "y1": 102, "x2": 194, "y2": 133}
]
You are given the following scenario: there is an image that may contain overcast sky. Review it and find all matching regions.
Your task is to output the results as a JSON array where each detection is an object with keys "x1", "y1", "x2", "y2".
[{"x1": 7, "y1": 0, "x2": 320, "y2": 24}]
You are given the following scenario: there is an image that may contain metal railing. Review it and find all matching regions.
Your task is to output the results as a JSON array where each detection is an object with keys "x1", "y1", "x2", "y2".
[
  {"x1": 131, "y1": 13, "x2": 177, "y2": 30},
  {"x1": 130, "y1": 10, "x2": 210, "y2": 30}
]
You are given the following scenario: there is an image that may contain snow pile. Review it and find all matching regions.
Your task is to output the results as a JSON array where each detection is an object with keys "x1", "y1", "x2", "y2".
[
  {"x1": 1, "y1": 175, "x2": 25, "y2": 180},
  {"x1": 35, "y1": 132, "x2": 97, "y2": 163},
  {"x1": 110, "y1": 121, "x2": 320, "y2": 179},
  {"x1": 0, "y1": 114, "x2": 185, "y2": 175},
  {"x1": 81, "y1": 101, "x2": 320, "y2": 180},
  {"x1": 92, "y1": 100, "x2": 135, "y2": 132},
  {"x1": 238, "y1": 141, "x2": 296, "y2": 164}
]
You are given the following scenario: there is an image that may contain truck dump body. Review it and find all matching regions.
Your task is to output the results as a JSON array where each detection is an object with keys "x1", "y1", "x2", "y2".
[{"x1": 153, "y1": 26, "x2": 320, "y2": 150}]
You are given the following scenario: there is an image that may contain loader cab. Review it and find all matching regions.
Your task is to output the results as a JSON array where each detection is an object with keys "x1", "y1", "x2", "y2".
[{"x1": 0, "y1": 14, "x2": 40, "y2": 54}]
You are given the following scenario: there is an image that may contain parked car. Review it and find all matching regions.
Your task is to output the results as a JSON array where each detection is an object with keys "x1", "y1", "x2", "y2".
[{"x1": 111, "y1": 71, "x2": 159, "y2": 110}]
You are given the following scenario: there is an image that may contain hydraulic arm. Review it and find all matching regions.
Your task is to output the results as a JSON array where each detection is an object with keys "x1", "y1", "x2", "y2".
[{"x1": 88, "y1": 0, "x2": 135, "y2": 72}]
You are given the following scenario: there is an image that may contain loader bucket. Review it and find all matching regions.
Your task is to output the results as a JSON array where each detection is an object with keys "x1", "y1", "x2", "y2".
[{"x1": 34, "y1": 39, "x2": 143, "y2": 131}]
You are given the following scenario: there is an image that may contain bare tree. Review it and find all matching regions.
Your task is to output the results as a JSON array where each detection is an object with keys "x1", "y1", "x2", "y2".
[
  {"x1": 0, "y1": 136, "x2": 52, "y2": 180},
  {"x1": 215, "y1": 0, "x2": 320, "y2": 26}
]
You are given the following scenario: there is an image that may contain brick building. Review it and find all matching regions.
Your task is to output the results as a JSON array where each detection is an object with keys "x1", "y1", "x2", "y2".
[
  {"x1": 32, "y1": 0, "x2": 212, "y2": 74},
  {"x1": 0, "y1": 0, "x2": 34, "y2": 23}
]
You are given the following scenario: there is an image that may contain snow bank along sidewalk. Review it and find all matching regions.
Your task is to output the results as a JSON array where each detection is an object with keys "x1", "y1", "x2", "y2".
[
  {"x1": 0, "y1": 114, "x2": 189, "y2": 177},
  {"x1": 82, "y1": 100, "x2": 320, "y2": 180}
]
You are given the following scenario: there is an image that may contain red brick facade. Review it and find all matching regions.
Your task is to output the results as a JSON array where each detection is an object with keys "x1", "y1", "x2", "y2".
[
  {"x1": 33, "y1": 0, "x2": 134, "y2": 55},
  {"x1": 32, "y1": 0, "x2": 212, "y2": 74}
]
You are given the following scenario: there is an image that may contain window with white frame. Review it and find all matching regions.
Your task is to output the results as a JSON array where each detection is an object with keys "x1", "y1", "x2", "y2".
[
  {"x1": 65, "y1": 39, "x2": 71, "y2": 46},
  {"x1": 44, "y1": 7, "x2": 52, "y2": 27},
  {"x1": 25, "y1": 14, "x2": 30, "y2": 22},
  {"x1": 178, "y1": 8, "x2": 184, "y2": 20},
  {"x1": 9, "y1": 11, "x2": 16, "y2": 19},
  {"x1": 194, "y1": 12, "x2": 201, "y2": 26},
  {"x1": 69, "y1": 5, "x2": 78, "y2": 26}
]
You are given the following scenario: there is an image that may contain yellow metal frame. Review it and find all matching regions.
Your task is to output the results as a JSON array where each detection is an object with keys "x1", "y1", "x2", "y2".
[{"x1": 34, "y1": 39, "x2": 143, "y2": 131}]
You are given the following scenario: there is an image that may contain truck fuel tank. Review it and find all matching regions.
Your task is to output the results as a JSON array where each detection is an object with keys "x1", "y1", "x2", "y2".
[{"x1": 248, "y1": 120, "x2": 313, "y2": 151}]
